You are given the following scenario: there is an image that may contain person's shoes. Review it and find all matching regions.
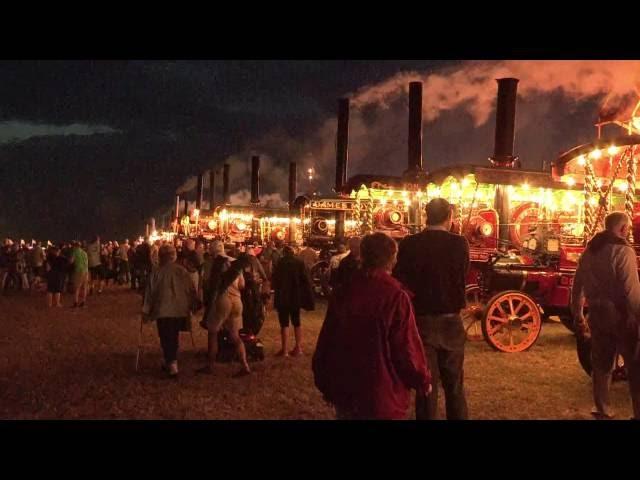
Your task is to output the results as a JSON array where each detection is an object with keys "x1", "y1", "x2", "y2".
[
  {"x1": 98, "y1": 289, "x2": 103, "y2": 294},
  {"x1": 591, "y1": 407, "x2": 615, "y2": 420},
  {"x1": 289, "y1": 347, "x2": 303, "y2": 357},
  {"x1": 232, "y1": 368, "x2": 251, "y2": 378},
  {"x1": 56, "y1": 304, "x2": 63, "y2": 308},
  {"x1": 168, "y1": 361, "x2": 179, "y2": 377},
  {"x1": 195, "y1": 366, "x2": 214, "y2": 375},
  {"x1": 275, "y1": 349, "x2": 289, "y2": 357}
]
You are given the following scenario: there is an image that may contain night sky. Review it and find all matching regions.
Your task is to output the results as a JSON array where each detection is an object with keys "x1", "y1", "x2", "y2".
[{"x1": 0, "y1": 60, "x2": 615, "y2": 242}]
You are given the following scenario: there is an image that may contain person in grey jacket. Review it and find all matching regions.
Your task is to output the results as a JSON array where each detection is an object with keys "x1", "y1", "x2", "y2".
[
  {"x1": 142, "y1": 244, "x2": 198, "y2": 378},
  {"x1": 572, "y1": 211, "x2": 640, "y2": 419}
]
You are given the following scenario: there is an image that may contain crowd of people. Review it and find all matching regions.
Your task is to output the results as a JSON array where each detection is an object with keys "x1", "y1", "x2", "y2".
[
  {"x1": 6, "y1": 197, "x2": 640, "y2": 421},
  {"x1": 0, "y1": 236, "x2": 156, "y2": 307},
  {"x1": 141, "y1": 237, "x2": 316, "y2": 378}
]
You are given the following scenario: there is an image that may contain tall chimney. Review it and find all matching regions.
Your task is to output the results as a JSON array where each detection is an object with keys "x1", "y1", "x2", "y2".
[
  {"x1": 289, "y1": 162, "x2": 297, "y2": 208},
  {"x1": 175, "y1": 194, "x2": 181, "y2": 219},
  {"x1": 289, "y1": 162, "x2": 297, "y2": 243},
  {"x1": 405, "y1": 82, "x2": 427, "y2": 233},
  {"x1": 335, "y1": 98, "x2": 349, "y2": 193},
  {"x1": 251, "y1": 155, "x2": 260, "y2": 204},
  {"x1": 490, "y1": 78, "x2": 519, "y2": 168},
  {"x1": 209, "y1": 169, "x2": 216, "y2": 210},
  {"x1": 335, "y1": 98, "x2": 350, "y2": 241},
  {"x1": 196, "y1": 173, "x2": 204, "y2": 210},
  {"x1": 223, "y1": 163, "x2": 230, "y2": 205},
  {"x1": 405, "y1": 81, "x2": 427, "y2": 181},
  {"x1": 490, "y1": 78, "x2": 520, "y2": 250}
]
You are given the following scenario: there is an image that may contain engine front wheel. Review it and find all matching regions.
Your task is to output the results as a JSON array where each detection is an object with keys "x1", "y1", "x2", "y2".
[{"x1": 482, "y1": 290, "x2": 543, "y2": 352}]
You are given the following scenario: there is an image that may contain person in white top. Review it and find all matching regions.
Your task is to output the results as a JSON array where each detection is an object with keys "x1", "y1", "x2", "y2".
[
  {"x1": 328, "y1": 242, "x2": 349, "y2": 275},
  {"x1": 117, "y1": 239, "x2": 131, "y2": 285},
  {"x1": 87, "y1": 236, "x2": 104, "y2": 294}
]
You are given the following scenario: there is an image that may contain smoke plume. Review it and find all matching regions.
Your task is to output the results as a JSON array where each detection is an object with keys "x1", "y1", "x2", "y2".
[{"x1": 177, "y1": 61, "x2": 640, "y2": 205}]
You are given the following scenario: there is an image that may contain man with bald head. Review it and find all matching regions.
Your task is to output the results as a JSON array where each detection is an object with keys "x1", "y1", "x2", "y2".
[{"x1": 572, "y1": 211, "x2": 640, "y2": 419}]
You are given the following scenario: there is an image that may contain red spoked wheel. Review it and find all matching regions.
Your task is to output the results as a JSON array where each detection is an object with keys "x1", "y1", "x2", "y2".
[
  {"x1": 482, "y1": 290, "x2": 543, "y2": 352},
  {"x1": 462, "y1": 285, "x2": 484, "y2": 342}
]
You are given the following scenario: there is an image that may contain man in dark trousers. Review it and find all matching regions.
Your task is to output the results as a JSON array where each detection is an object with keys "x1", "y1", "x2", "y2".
[
  {"x1": 394, "y1": 198, "x2": 469, "y2": 420},
  {"x1": 272, "y1": 245, "x2": 315, "y2": 357}
]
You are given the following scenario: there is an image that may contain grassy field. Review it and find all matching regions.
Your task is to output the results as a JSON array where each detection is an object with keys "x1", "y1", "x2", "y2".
[{"x1": 0, "y1": 286, "x2": 634, "y2": 420}]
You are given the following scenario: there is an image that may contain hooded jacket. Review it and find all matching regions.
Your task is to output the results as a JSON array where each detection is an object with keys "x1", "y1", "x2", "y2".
[{"x1": 572, "y1": 230, "x2": 640, "y2": 331}]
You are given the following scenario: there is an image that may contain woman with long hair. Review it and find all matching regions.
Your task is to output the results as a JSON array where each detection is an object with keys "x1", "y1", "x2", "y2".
[{"x1": 197, "y1": 254, "x2": 252, "y2": 377}]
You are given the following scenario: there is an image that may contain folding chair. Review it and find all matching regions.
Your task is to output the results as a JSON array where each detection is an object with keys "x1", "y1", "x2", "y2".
[{"x1": 135, "y1": 315, "x2": 197, "y2": 372}]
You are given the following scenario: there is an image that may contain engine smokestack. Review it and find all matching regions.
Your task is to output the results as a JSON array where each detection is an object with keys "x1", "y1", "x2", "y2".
[
  {"x1": 490, "y1": 78, "x2": 520, "y2": 250},
  {"x1": 405, "y1": 81, "x2": 427, "y2": 181},
  {"x1": 251, "y1": 155, "x2": 260, "y2": 205},
  {"x1": 223, "y1": 163, "x2": 230, "y2": 205},
  {"x1": 209, "y1": 169, "x2": 216, "y2": 210},
  {"x1": 289, "y1": 162, "x2": 297, "y2": 208},
  {"x1": 490, "y1": 78, "x2": 519, "y2": 167},
  {"x1": 289, "y1": 162, "x2": 298, "y2": 243},
  {"x1": 335, "y1": 98, "x2": 350, "y2": 241},
  {"x1": 196, "y1": 173, "x2": 204, "y2": 210},
  {"x1": 335, "y1": 98, "x2": 349, "y2": 193}
]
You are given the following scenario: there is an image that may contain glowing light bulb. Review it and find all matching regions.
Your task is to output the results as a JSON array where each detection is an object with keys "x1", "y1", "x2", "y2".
[
  {"x1": 565, "y1": 177, "x2": 576, "y2": 187},
  {"x1": 596, "y1": 179, "x2": 603, "y2": 188},
  {"x1": 590, "y1": 149, "x2": 602, "y2": 160},
  {"x1": 607, "y1": 146, "x2": 619, "y2": 156},
  {"x1": 577, "y1": 155, "x2": 586, "y2": 166},
  {"x1": 617, "y1": 182, "x2": 629, "y2": 192},
  {"x1": 521, "y1": 182, "x2": 530, "y2": 191}
]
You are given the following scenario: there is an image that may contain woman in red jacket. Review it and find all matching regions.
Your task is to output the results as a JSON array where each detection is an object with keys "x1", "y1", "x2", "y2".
[{"x1": 312, "y1": 232, "x2": 431, "y2": 420}]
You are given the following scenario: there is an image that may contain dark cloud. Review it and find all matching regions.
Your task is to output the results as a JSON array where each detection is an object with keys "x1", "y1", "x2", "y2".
[
  {"x1": 0, "y1": 121, "x2": 120, "y2": 144},
  {"x1": 0, "y1": 60, "x2": 626, "y2": 241}
]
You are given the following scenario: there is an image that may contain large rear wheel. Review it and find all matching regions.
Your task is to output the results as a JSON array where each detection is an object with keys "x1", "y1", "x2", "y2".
[
  {"x1": 462, "y1": 285, "x2": 484, "y2": 342},
  {"x1": 576, "y1": 329, "x2": 627, "y2": 382}
]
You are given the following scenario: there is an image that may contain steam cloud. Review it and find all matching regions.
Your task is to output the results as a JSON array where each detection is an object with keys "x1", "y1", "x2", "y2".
[
  {"x1": 175, "y1": 61, "x2": 640, "y2": 205},
  {"x1": 351, "y1": 60, "x2": 640, "y2": 126}
]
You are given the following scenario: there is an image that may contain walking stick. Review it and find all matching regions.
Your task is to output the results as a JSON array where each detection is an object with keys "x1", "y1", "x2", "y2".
[
  {"x1": 190, "y1": 321, "x2": 196, "y2": 350},
  {"x1": 135, "y1": 315, "x2": 144, "y2": 372}
]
